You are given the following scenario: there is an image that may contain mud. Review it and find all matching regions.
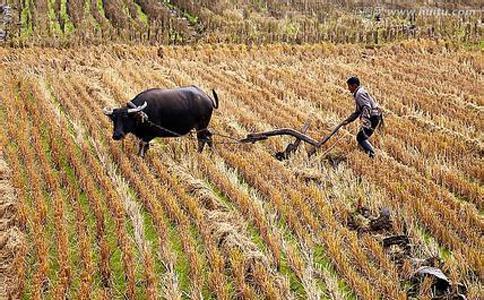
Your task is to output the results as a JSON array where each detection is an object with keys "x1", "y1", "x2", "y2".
[
  {"x1": 347, "y1": 206, "x2": 393, "y2": 233},
  {"x1": 346, "y1": 206, "x2": 468, "y2": 299}
]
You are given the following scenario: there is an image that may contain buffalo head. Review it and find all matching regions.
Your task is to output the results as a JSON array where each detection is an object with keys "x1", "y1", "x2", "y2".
[{"x1": 103, "y1": 102, "x2": 147, "y2": 140}]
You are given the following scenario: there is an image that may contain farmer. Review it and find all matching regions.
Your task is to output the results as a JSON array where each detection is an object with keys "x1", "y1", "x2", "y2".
[{"x1": 342, "y1": 77, "x2": 383, "y2": 158}]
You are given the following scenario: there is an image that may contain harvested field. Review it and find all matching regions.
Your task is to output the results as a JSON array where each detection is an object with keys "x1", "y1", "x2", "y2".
[{"x1": 0, "y1": 40, "x2": 482, "y2": 299}]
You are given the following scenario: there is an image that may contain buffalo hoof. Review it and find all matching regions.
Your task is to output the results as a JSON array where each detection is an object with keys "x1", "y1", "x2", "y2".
[
  {"x1": 197, "y1": 142, "x2": 205, "y2": 153},
  {"x1": 197, "y1": 137, "x2": 212, "y2": 153},
  {"x1": 138, "y1": 141, "x2": 150, "y2": 157}
]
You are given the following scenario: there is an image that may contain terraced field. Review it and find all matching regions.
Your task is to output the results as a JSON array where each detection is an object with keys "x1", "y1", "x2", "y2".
[
  {"x1": 2, "y1": 0, "x2": 482, "y2": 45},
  {"x1": 0, "y1": 41, "x2": 482, "y2": 299}
]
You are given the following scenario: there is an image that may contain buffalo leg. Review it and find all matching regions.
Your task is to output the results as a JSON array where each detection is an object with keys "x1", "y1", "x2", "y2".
[
  {"x1": 138, "y1": 140, "x2": 150, "y2": 157},
  {"x1": 137, "y1": 140, "x2": 143, "y2": 156},
  {"x1": 143, "y1": 142, "x2": 150, "y2": 157},
  {"x1": 197, "y1": 129, "x2": 212, "y2": 153}
]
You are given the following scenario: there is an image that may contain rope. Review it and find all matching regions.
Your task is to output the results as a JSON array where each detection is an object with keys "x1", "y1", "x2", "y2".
[
  {"x1": 136, "y1": 112, "x2": 346, "y2": 152},
  {"x1": 141, "y1": 117, "x2": 244, "y2": 145},
  {"x1": 212, "y1": 132, "x2": 243, "y2": 142}
]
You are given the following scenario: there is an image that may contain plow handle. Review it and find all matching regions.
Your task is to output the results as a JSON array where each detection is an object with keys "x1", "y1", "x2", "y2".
[{"x1": 308, "y1": 122, "x2": 345, "y2": 157}]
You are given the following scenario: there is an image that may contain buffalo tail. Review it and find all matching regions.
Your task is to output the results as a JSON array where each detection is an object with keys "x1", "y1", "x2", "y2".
[{"x1": 211, "y1": 89, "x2": 219, "y2": 109}]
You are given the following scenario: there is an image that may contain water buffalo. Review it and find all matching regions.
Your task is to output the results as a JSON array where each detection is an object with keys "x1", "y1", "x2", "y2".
[{"x1": 103, "y1": 86, "x2": 219, "y2": 157}]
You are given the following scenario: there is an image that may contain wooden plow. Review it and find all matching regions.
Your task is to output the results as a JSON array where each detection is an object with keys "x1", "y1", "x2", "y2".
[{"x1": 239, "y1": 119, "x2": 345, "y2": 160}]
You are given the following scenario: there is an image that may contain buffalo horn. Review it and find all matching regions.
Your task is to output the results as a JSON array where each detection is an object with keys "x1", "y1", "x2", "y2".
[{"x1": 127, "y1": 102, "x2": 147, "y2": 113}]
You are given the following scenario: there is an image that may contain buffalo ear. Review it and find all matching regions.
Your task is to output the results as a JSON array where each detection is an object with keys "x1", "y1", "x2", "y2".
[
  {"x1": 102, "y1": 108, "x2": 115, "y2": 120},
  {"x1": 103, "y1": 108, "x2": 113, "y2": 116}
]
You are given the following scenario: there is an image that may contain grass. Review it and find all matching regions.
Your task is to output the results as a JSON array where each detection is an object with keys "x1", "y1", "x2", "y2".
[
  {"x1": 168, "y1": 224, "x2": 191, "y2": 295},
  {"x1": 47, "y1": 0, "x2": 63, "y2": 36},
  {"x1": 5, "y1": 144, "x2": 34, "y2": 300},
  {"x1": 141, "y1": 209, "x2": 168, "y2": 293},
  {"x1": 208, "y1": 166, "x2": 326, "y2": 297},
  {"x1": 60, "y1": 0, "x2": 75, "y2": 33},
  {"x1": 314, "y1": 245, "x2": 357, "y2": 300},
  {"x1": 96, "y1": 0, "x2": 106, "y2": 19},
  {"x1": 84, "y1": 0, "x2": 101, "y2": 31},
  {"x1": 41, "y1": 80, "x2": 134, "y2": 297},
  {"x1": 20, "y1": 0, "x2": 33, "y2": 38},
  {"x1": 133, "y1": 2, "x2": 148, "y2": 26},
  {"x1": 44, "y1": 125, "x2": 100, "y2": 297},
  {"x1": 162, "y1": 0, "x2": 198, "y2": 26},
  {"x1": 21, "y1": 89, "x2": 64, "y2": 299},
  {"x1": 461, "y1": 39, "x2": 484, "y2": 50},
  {"x1": 416, "y1": 225, "x2": 452, "y2": 260}
]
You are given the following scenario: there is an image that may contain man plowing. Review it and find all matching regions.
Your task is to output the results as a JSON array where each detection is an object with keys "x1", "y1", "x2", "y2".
[
  {"x1": 341, "y1": 77, "x2": 383, "y2": 158},
  {"x1": 242, "y1": 76, "x2": 384, "y2": 160}
]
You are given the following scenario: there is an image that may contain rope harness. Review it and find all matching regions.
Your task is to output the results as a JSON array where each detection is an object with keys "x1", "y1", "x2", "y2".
[
  {"x1": 127, "y1": 102, "x2": 351, "y2": 157},
  {"x1": 134, "y1": 110, "x2": 243, "y2": 145}
]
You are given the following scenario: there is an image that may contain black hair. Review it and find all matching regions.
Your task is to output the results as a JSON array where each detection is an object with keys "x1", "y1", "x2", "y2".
[{"x1": 346, "y1": 77, "x2": 360, "y2": 86}]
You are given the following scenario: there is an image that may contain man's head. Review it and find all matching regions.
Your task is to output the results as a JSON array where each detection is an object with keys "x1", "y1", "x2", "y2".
[
  {"x1": 103, "y1": 102, "x2": 147, "y2": 140},
  {"x1": 346, "y1": 76, "x2": 360, "y2": 94}
]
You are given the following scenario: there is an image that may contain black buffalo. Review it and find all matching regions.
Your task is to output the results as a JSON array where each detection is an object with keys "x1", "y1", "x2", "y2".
[{"x1": 103, "y1": 86, "x2": 219, "y2": 157}]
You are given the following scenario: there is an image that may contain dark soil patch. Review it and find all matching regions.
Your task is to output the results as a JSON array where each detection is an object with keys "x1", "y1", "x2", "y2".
[{"x1": 346, "y1": 206, "x2": 468, "y2": 299}]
